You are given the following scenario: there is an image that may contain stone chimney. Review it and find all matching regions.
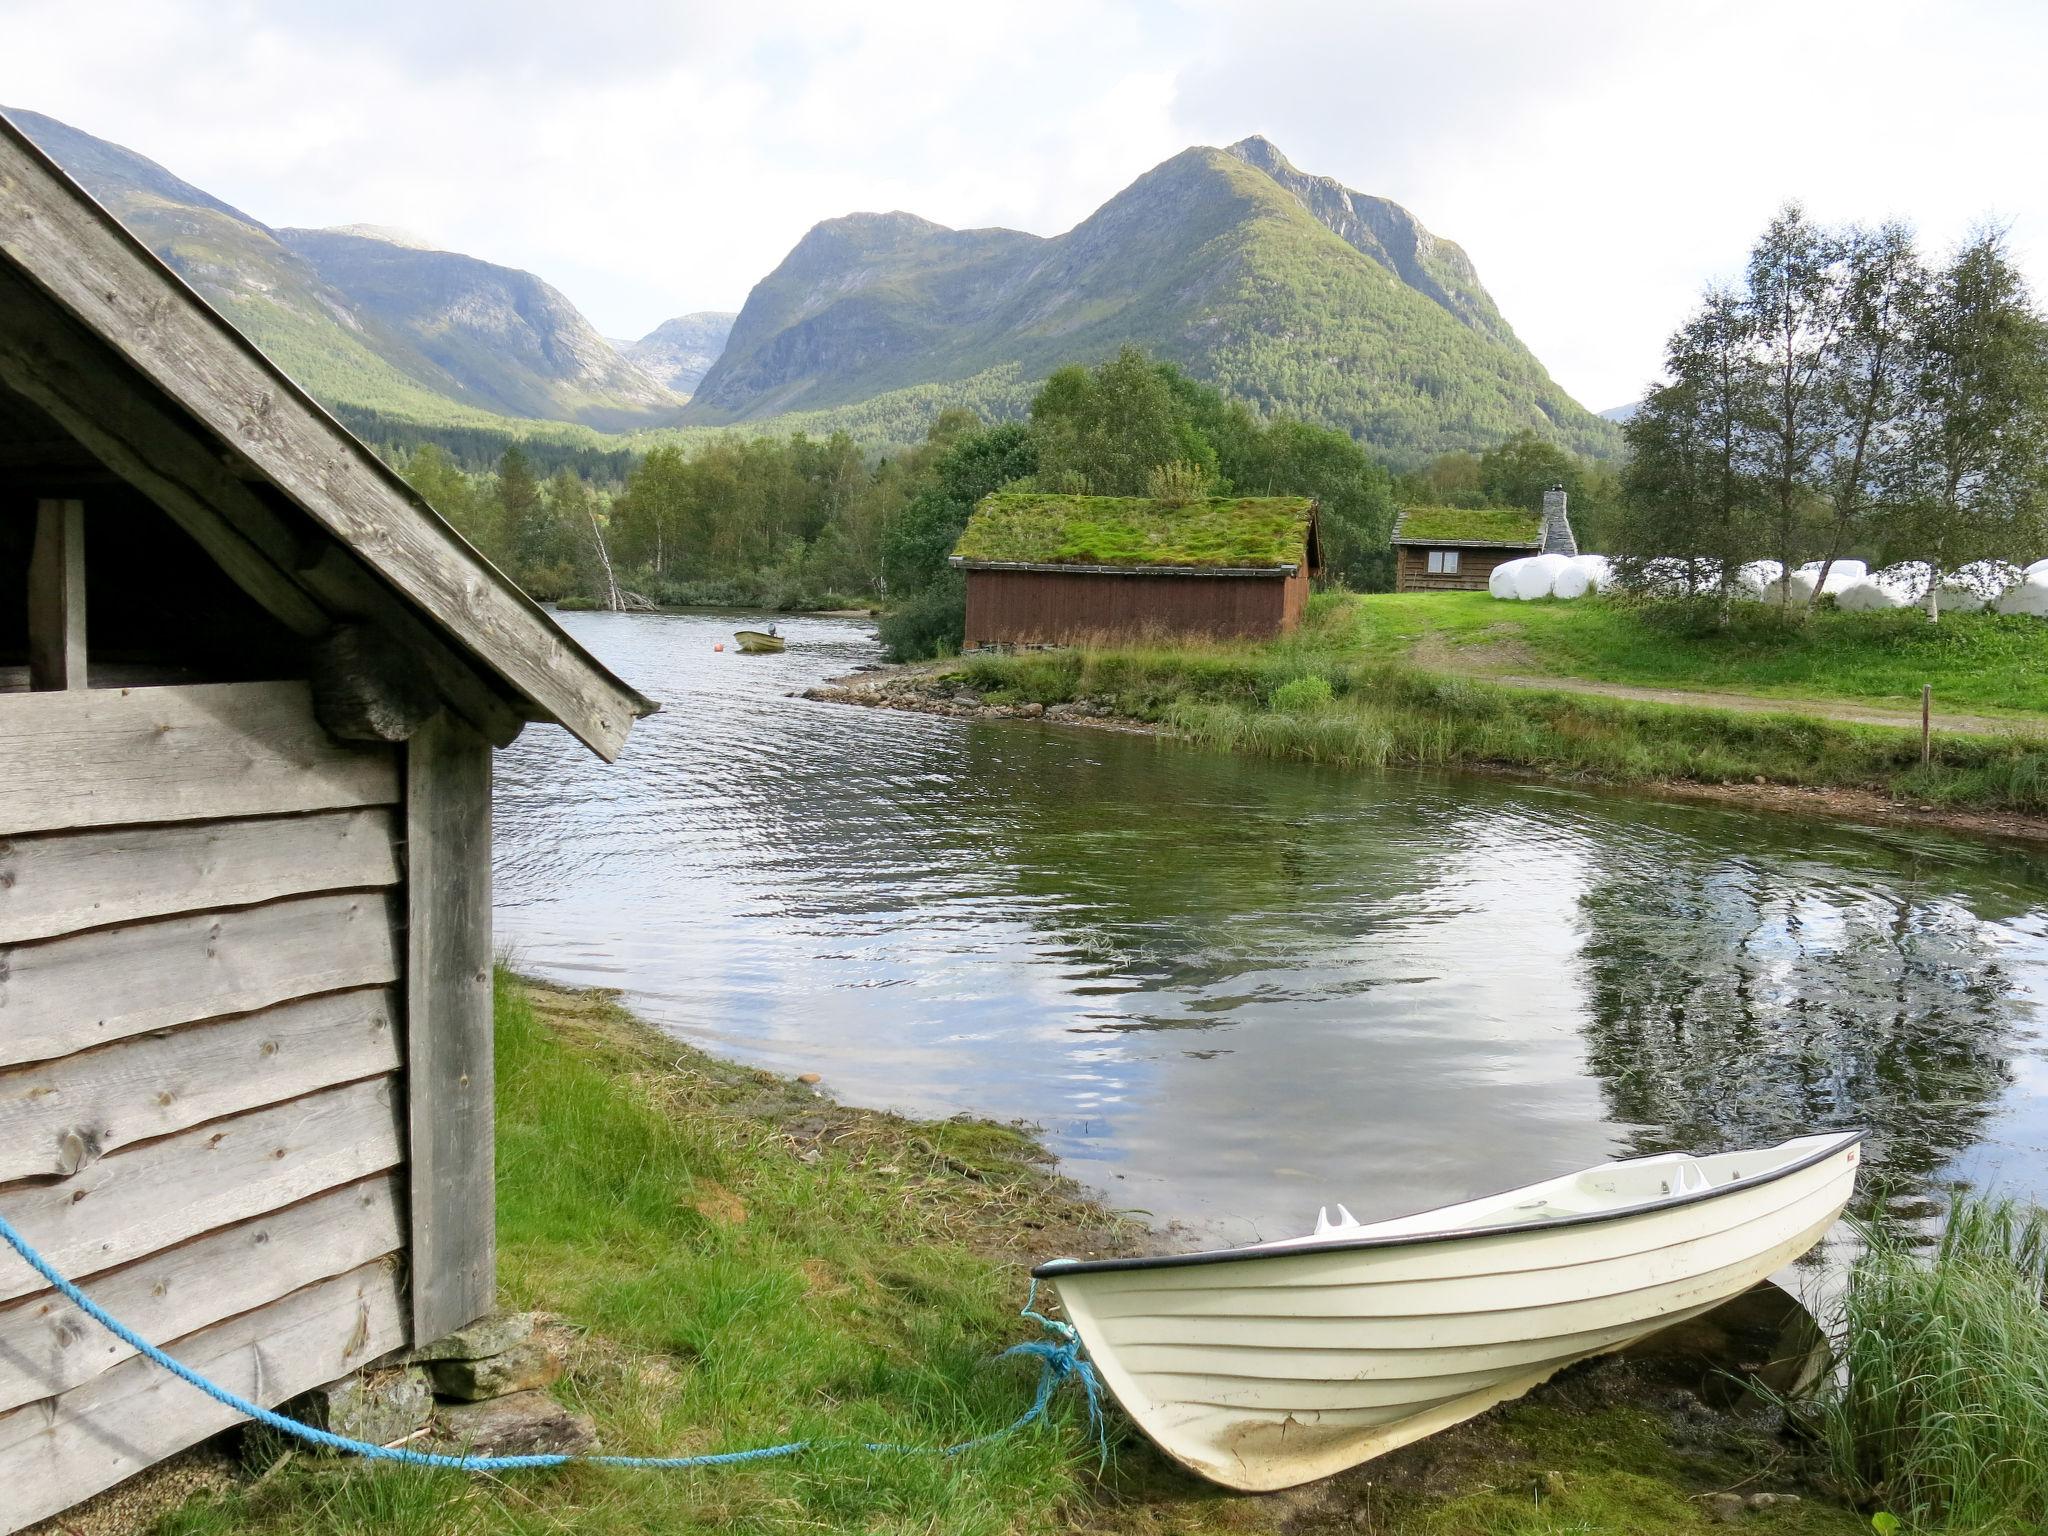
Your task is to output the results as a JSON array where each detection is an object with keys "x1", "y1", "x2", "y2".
[{"x1": 1541, "y1": 483, "x2": 1577, "y2": 557}]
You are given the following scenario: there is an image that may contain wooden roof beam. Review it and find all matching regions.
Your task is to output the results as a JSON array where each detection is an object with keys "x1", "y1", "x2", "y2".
[
  {"x1": 0, "y1": 121, "x2": 651, "y2": 759},
  {"x1": 0, "y1": 277, "x2": 523, "y2": 747}
]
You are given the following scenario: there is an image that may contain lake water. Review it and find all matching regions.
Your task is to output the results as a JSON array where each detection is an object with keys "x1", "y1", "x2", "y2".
[{"x1": 496, "y1": 609, "x2": 2048, "y2": 1246}]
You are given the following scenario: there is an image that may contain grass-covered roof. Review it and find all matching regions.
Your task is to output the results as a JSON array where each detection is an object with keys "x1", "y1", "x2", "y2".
[
  {"x1": 1392, "y1": 505, "x2": 1544, "y2": 546},
  {"x1": 952, "y1": 493, "x2": 1316, "y2": 570}
]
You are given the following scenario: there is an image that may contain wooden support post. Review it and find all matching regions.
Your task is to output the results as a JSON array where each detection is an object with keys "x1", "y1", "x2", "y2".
[
  {"x1": 1922, "y1": 684, "x2": 1933, "y2": 767},
  {"x1": 27, "y1": 498, "x2": 85, "y2": 690},
  {"x1": 404, "y1": 710, "x2": 496, "y2": 1345}
]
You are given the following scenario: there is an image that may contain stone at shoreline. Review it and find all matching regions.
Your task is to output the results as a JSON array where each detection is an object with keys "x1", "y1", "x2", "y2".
[
  {"x1": 1701, "y1": 1491, "x2": 1747, "y2": 1522},
  {"x1": 430, "y1": 1391, "x2": 597, "y2": 1457},
  {"x1": 426, "y1": 1334, "x2": 566, "y2": 1401}
]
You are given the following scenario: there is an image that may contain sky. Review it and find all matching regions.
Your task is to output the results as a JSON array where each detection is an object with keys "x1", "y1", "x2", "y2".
[{"x1": 3, "y1": 0, "x2": 2043, "y2": 412}]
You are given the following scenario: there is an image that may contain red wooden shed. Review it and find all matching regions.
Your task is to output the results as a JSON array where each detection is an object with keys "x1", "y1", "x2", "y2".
[{"x1": 951, "y1": 493, "x2": 1319, "y2": 648}]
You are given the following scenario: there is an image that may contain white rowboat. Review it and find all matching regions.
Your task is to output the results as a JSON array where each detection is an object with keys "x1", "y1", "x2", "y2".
[{"x1": 1035, "y1": 1130, "x2": 1863, "y2": 1491}]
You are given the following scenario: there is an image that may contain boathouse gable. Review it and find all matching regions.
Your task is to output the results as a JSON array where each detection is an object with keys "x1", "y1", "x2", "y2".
[
  {"x1": 951, "y1": 492, "x2": 1319, "y2": 647},
  {"x1": 0, "y1": 111, "x2": 654, "y2": 1532}
]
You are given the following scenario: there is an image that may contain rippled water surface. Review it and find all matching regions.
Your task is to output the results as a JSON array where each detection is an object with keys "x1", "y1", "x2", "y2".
[{"x1": 497, "y1": 610, "x2": 2048, "y2": 1242}]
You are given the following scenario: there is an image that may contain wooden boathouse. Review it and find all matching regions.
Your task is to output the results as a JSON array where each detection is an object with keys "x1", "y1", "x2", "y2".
[
  {"x1": 1390, "y1": 485, "x2": 1576, "y2": 593},
  {"x1": 951, "y1": 492, "x2": 1318, "y2": 647},
  {"x1": 0, "y1": 115, "x2": 655, "y2": 1530}
]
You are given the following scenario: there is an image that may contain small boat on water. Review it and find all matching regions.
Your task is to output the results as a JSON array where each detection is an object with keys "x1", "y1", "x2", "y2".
[
  {"x1": 1035, "y1": 1130, "x2": 1863, "y2": 1491},
  {"x1": 734, "y1": 629, "x2": 785, "y2": 653}
]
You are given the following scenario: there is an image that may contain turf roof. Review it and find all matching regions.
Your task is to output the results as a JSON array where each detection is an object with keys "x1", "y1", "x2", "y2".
[
  {"x1": 952, "y1": 493, "x2": 1315, "y2": 569},
  {"x1": 1392, "y1": 505, "x2": 1545, "y2": 545}
]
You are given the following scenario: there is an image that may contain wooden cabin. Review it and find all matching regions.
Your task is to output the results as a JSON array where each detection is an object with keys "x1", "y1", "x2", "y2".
[
  {"x1": 0, "y1": 117, "x2": 655, "y2": 1531},
  {"x1": 951, "y1": 493, "x2": 1318, "y2": 647},
  {"x1": 1390, "y1": 487, "x2": 1576, "y2": 593}
]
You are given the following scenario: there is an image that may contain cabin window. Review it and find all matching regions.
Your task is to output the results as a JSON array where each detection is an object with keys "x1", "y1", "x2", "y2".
[{"x1": 1426, "y1": 550, "x2": 1461, "y2": 575}]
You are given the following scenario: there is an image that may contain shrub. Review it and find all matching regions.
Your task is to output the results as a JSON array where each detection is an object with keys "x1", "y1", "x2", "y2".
[
  {"x1": 1269, "y1": 675, "x2": 1335, "y2": 713},
  {"x1": 877, "y1": 572, "x2": 966, "y2": 660}
]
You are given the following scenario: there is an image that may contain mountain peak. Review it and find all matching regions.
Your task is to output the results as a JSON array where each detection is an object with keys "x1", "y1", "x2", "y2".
[
  {"x1": 320, "y1": 222, "x2": 441, "y2": 251},
  {"x1": 688, "y1": 138, "x2": 1609, "y2": 460},
  {"x1": 1224, "y1": 134, "x2": 1296, "y2": 175}
]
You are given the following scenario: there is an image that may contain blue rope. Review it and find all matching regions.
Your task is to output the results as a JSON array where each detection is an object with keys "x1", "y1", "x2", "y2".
[{"x1": 0, "y1": 1211, "x2": 1104, "y2": 1473}]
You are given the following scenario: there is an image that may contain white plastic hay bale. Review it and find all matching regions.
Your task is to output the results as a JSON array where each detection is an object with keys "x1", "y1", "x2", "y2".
[
  {"x1": 1733, "y1": 560, "x2": 1782, "y2": 599},
  {"x1": 2025, "y1": 557, "x2": 2048, "y2": 579},
  {"x1": 1489, "y1": 558, "x2": 1528, "y2": 599},
  {"x1": 1838, "y1": 562, "x2": 1931, "y2": 612},
  {"x1": 1569, "y1": 554, "x2": 1614, "y2": 593},
  {"x1": 1809, "y1": 559, "x2": 1867, "y2": 597},
  {"x1": 1761, "y1": 569, "x2": 1814, "y2": 604},
  {"x1": 1550, "y1": 562, "x2": 1592, "y2": 600},
  {"x1": 1835, "y1": 576, "x2": 1903, "y2": 611},
  {"x1": 1938, "y1": 560, "x2": 2019, "y2": 612},
  {"x1": 1995, "y1": 572, "x2": 2048, "y2": 617},
  {"x1": 1513, "y1": 553, "x2": 1572, "y2": 600}
]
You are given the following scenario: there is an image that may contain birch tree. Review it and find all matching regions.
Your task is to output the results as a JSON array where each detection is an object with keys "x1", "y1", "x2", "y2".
[{"x1": 1886, "y1": 231, "x2": 2048, "y2": 620}]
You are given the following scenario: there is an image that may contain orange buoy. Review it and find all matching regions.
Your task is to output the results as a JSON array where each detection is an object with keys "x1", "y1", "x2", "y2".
[{"x1": 714, "y1": 642, "x2": 725, "y2": 652}]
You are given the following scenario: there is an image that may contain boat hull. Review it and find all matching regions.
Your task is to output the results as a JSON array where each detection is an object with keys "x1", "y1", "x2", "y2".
[
  {"x1": 734, "y1": 630, "x2": 785, "y2": 653},
  {"x1": 1046, "y1": 1139, "x2": 1859, "y2": 1491}
]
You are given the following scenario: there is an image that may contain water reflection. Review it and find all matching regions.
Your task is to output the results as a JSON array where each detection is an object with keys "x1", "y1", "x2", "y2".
[
  {"x1": 1575, "y1": 827, "x2": 2041, "y2": 1216},
  {"x1": 495, "y1": 610, "x2": 2048, "y2": 1240}
]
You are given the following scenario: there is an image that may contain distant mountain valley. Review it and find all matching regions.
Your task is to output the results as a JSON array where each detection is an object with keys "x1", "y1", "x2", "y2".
[{"x1": 8, "y1": 107, "x2": 1613, "y2": 463}]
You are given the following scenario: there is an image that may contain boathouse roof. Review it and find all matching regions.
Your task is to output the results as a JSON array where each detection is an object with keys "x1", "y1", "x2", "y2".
[
  {"x1": 0, "y1": 111, "x2": 655, "y2": 759},
  {"x1": 951, "y1": 492, "x2": 1318, "y2": 575},
  {"x1": 1390, "y1": 505, "x2": 1545, "y2": 549}
]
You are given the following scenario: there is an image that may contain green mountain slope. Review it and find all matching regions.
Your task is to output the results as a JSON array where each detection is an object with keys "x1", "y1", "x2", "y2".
[
  {"x1": 688, "y1": 139, "x2": 1615, "y2": 463},
  {"x1": 6, "y1": 107, "x2": 684, "y2": 432}
]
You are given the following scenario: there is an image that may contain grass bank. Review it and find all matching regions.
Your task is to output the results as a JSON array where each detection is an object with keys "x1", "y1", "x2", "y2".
[
  {"x1": 1332, "y1": 591, "x2": 2048, "y2": 721},
  {"x1": 131, "y1": 976, "x2": 1882, "y2": 1536},
  {"x1": 948, "y1": 639, "x2": 2048, "y2": 818}
]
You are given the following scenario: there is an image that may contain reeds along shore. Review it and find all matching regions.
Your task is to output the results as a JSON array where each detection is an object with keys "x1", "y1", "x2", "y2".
[{"x1": 947, "y1": 645, "x2": 2048, "y2": 816}]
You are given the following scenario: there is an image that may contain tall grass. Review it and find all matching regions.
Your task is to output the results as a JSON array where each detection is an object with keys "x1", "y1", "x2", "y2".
[
  {"x1": 1802, "y1": 1197, "x2": 2048, "y2": 1534},
  {"x1": 956, "y1": 645, "x2": 2048, "y2": 814}
]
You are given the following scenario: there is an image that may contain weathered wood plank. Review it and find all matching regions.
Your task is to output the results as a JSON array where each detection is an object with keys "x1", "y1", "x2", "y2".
[
  {"x1": 0, "y1": 806, "x2": 400, "y2": 945},
  {"x1": 0, "y1": 1258, "x2": 406, "y2": 1532},
  {"x1": 0, "y1": 128, "x2": 652, "y2": 760},
  {"x1": 0, "y1": 987, "x2": 400, "y2": 1182},
  {"x1": 0, "y1": 1174, "x2": 402, "y2": 1413},
  {"x1": 0, "y1": 681, "x2": 398, "y2": 837},
  {"x1": 26, "y1": 499, "x2": 85, "y2": 691},
  {"x1": 0, "y1": 1075, "x2": 402, "y2": 1306},
  {"x1": 0, "y1": 890, "x2": 399, "y2": 1069},
  {"x1": 405, "y1": 712, "x2": 497, "y2": 1343}
]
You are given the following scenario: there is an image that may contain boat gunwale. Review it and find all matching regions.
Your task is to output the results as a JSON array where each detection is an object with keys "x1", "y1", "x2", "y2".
[{"x1": 1032, "y1": 1129, "x2": 1866, "y2": 1278}]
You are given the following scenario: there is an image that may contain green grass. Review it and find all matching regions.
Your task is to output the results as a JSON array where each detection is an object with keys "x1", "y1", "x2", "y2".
[
  {"x1": 156, "y1": 976, "x2": 1120, "y2": 1536},
  {"x1": 1392, "y1": 505, "x2": 1544, "y2": 544},
  {"x1": 143, "y1": 977, "x2": 1880, "y2": 1536},
  {"x1": 1797, "y1": 1196, "x2": 2048, "y2": 1534},
  {"x1": 1337, "y1": 591, "x2": 2048, "y2": 721},
  {"x1": 954, "y1": 493, "x2": 1315, "y2": 568},
  {"x1": 954, "y1": 637, "x2": 2048, "y2": 814}
]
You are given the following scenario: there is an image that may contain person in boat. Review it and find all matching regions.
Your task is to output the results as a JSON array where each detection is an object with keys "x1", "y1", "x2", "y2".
[{"x1": 767, "y1": 621, "x2": 780, "y2": 638}]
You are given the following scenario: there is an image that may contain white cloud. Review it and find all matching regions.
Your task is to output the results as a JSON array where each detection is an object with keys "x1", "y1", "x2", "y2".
[{"x1": 2, "y1": 0, "x2": 2041, "y2": 412}]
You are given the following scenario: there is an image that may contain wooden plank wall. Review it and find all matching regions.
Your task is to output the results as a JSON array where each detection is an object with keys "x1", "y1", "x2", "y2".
[
  {"x1": 0, "y1": 681, "x2": 412, "y2": 1532},
  {"x1": 1392, "y1": 546, "x2": 1524, "y2": 593},
  {"x1": 963, "y1": 568, "x2": 1290, "y2": 647}
]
